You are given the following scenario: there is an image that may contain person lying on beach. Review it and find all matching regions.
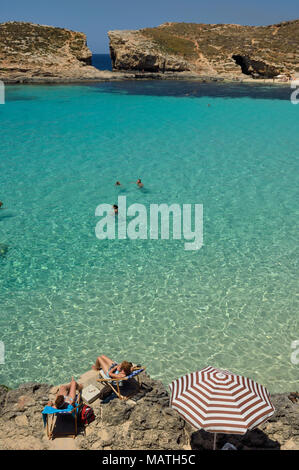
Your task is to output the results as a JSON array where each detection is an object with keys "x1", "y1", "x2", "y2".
[
  {"x1": 92, "y1": 355, "x2": 133, "y2": 380},
  {"x1": 47, "y1": 377, "x2": 82, "y2": 409}
]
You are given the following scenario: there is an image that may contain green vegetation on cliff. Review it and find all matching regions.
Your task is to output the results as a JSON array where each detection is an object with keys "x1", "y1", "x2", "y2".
[
  {"x1": 142, "y1": 26, "x2": 197, "y2": 59},
  {"x1": 0, "y1": 22, "x2": 91, "y2": 62}
]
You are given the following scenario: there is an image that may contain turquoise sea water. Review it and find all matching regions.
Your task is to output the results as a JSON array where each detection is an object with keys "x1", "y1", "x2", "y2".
[{"x1": 0, "y1": 81, "x2": 298, "y2": 392}]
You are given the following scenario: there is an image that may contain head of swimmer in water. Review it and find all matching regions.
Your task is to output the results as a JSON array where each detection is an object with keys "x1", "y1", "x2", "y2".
[
  {"x1": 115, "y1": 181, "x2": 121, "y2": 186},
  {"x1": 113, "y1": 204, "x2": 118, "y2": 213}
]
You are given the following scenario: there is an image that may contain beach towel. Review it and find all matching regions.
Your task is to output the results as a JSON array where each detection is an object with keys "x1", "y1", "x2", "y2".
[{"x1": 42, "y1": 403, "x2": 74, "y2": 427}]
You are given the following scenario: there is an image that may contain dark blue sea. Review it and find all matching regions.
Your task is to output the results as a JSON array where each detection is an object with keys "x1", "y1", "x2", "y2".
[{"x1": 92, "y1": 53, "x2": 112, "y2": 71}]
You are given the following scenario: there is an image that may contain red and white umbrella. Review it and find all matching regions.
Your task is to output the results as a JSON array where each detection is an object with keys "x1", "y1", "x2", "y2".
[{"x1": 169, "y1": 366, "x2": 275, "y2": 448}]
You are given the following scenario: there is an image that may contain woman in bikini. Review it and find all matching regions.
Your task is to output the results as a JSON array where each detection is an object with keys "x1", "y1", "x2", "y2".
[
  {"x1": 47, "y1": 376, "x2": 82, "y2": 409},
  {"x1": 92, "y1": 355, "x2": 133, "y2": 379}
]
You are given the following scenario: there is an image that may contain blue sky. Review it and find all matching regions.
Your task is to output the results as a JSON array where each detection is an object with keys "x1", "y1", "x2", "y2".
[{"x1": 1, "y1": 0, "x2": 299, "y2": 52}]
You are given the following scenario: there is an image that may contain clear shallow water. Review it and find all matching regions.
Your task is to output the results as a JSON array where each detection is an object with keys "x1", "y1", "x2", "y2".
[{"x1": 0, "y1": 82, "x2": 298, "y2": 392}]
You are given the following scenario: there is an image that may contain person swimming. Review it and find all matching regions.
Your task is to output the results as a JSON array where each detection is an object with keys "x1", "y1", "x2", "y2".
[
  {"x1": 0, "y1": 201, "x2": 3, "y2": 209},
  {"x1": 136, "y1": 179, "x2": 144, "y2": 188},
  {"x1": 113, "y1": 204, "x2": 118, "y2": 215},
  {"x1": 130, "y1": 179, "x2": 144, "y2": 188},
  {"x1": 115, "y1": 180, "x2": 127, "y2": 193}
]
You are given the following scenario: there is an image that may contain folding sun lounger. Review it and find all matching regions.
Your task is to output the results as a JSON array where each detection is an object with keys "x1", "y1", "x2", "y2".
[
  {"x1": 42, "y1": 393, "x2": 82, "y2": 440},
  {"x1": 97, "y1": 366, "x2": 146, "y2": 401}
]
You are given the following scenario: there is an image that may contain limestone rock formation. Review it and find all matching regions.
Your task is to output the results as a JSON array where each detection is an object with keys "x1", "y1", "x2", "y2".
[
  {"x1": 0, "y1": 22, "x2": 106, "y2": 82},
  {"x1": 1, "y1": 20, "x2": 297, "y2": 83},
  {"x1": 109, "y1": 20, "x2": 299, "y2": 79},
  {"x1": 108, "y1": 30, "x2": 191, "y2": 73}
]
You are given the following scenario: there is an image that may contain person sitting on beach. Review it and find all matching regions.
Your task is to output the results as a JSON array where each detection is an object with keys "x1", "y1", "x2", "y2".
[
  {"x1": 47, "y1": 376, "x2": 82, "y2": 409},
  {"x1": 92, "y1": 355, "x2": 133, "y2": 380}
]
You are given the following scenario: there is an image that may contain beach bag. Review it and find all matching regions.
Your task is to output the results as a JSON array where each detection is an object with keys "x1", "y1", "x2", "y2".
[{"x1": 79, "y1": 404, "x2": 95, "y2": 425}]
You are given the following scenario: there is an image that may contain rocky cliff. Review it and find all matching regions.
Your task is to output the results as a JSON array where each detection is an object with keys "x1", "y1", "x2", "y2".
[
  {"x1": 0, "y1": 22, "x2": 108, "y2": 82},
  {"x1": 2, "y1": 20, "x2": 298, "y2": 84},
  {"x1": 0, "y1": 373, "x2": 298, "y2": 450},
  {"x1": 108, "y1": 20, "x2": 299, "y2": 79}
]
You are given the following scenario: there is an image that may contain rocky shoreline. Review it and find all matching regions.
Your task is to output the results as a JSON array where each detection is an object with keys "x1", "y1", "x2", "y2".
[
  {"x1": 2, "y1": 70, "x2": 294, "y2": 86},
  {"x1": 0, "y1": 372, "x2": 298, "y2": 450}
]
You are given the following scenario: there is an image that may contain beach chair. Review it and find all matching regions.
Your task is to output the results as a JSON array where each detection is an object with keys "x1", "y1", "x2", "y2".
[
  {"x1": 42, "y1": 393, "x2": 82, "y2": 440},
  {"x1": 97, "y1": 366, "x2": 146, "y2": 401}
]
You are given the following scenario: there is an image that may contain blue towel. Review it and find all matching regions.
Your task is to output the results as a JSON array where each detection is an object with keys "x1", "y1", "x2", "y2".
[
  {"x1": 42, "y1": 404, "x2": 75, "y2": 427},
  {"x1": 127, "y1": 368, "x2": 144, "y2": 379},
  {"x1": 101, "y1": 368, "x2": 144, "y2": 388},
  {"x1": 115, "y1": 368, "x2": 144, "y2": 386}
]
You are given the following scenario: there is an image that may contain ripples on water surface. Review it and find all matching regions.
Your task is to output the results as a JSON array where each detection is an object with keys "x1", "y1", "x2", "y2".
[{"x1": 0, "y1": 81, "x2": 298, "y2": 392}]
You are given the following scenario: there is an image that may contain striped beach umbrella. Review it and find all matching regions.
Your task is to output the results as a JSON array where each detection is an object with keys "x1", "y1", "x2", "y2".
[{"x1": 169, "y1": 366, "x2": 275, "y2": 449}]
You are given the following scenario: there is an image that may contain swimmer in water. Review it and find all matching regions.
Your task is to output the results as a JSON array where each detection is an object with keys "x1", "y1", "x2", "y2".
[
  {"x1": 113, "y1": 204, "x2": 118, "y2": 215},
  {"x1": 0, "y1": 201, "x2": 3, "y2": 209},
  {"x1": 136, "y1": 179, "x2": 144, "y2": 188},
  {"x1": 130, "y1": 178, "x2": 144, "y2": 188},
  {"x1": 115, "y1": 181, "x2": 121, "y2": 186}
]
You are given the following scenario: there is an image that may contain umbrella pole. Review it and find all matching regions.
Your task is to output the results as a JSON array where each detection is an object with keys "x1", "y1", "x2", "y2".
[{"x1": 213, "y1": 433, "x2": 217, "y2": 450}]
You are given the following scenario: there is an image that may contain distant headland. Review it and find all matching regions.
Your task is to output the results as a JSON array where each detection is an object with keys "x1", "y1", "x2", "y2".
[
  {"x1": 109, "y1": 21, "x2": 299, "y2": 79},
  {"x1": 0, "y1": 20, "x2": 298, "y2": 84}
]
